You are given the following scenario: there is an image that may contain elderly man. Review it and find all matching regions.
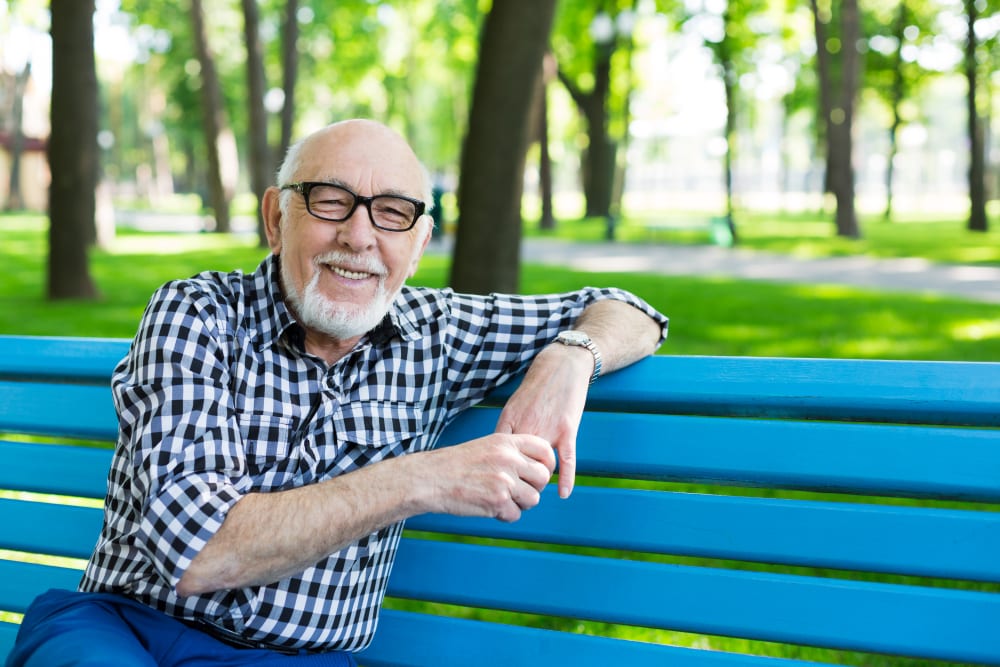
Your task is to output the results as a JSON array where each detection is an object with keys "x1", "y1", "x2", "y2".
[{"x1": 7, "y1": 119, "x2": 667, "y2": 666}]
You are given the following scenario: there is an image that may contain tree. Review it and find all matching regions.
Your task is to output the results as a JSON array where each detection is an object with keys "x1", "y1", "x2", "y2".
[
  {"x1": 965, "y1": 0, "x2": 988, "y2": 232},
  {"x1": 688, "y1": 0, "x2": 768, "y2": 244},
  {"x1": 880, "y1": 1, "x2": 912, "y2": 221},
  {"x1": 864, "y1": 0, "x2": 936, "y2": 221},
  {"x1": 532, "y1": 53, "x2": 557, "y2": 231},
  {"x1": 278, "y1": 0, "x2": 300, "y2": 164},
  {"x1": 4, "y1": 62, "x2": 31, "y2": 211},
  {"x1": 190, "y1": 0, "x2": 235, "y2": 232},
  {"x1": 810, "y1": 0, "x2": 861, "y2": 238},
  {"x1": 449, "y1": 0, "x2": 559, "y2": 294},
  {"x1": 48, "y1": 0, "x2": 99, "y2": 300},
  {"x1": 241, "y1": 0, "x2": 270, "y2": 246},
  {"x1": 554, "y1": 4, "x2": 637, "y2": 221}
]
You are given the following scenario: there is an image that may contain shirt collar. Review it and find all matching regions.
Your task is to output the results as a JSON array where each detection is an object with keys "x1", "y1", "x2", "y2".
[{"x1": 251, "y1": 254, "x2": 422, "y2": 351}]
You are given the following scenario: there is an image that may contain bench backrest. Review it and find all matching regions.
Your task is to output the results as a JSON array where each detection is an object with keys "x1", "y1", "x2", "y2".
[{"x1": 1, "y1": 335, "x2": 999, "y2": 666}]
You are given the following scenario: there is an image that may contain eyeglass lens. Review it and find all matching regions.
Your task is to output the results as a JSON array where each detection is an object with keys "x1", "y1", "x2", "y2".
[{"x1": 307, "y1": 183, "x2": 417, "y2": 231}]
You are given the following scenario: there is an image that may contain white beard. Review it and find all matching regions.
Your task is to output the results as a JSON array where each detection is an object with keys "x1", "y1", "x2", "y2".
[{"x1": 281, "y1": 250, "x2": 395, "y2": 341}]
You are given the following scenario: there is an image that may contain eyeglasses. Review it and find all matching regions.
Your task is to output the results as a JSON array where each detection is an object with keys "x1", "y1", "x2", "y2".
[{"x1": 281, "y1": 181, "x2": 426, "y2": 232}]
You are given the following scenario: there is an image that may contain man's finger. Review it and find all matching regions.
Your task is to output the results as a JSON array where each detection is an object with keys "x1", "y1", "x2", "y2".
[{"x1": 556, "y1": 441, "x2": 576, "y2": 499}]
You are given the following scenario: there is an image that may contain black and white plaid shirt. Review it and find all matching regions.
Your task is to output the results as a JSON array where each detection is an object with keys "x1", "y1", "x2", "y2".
[{"x1": 80, "y1": 253, "x2": 668, "y2": 653}]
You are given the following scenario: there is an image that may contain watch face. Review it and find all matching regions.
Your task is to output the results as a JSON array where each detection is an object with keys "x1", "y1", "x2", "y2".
[{"x1": 559, "y1": 331, "x2": 590, "y2": 345}]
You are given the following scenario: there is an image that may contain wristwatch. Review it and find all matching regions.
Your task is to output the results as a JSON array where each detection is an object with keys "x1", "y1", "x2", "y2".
[{"x1": 554, "y1": 330, "x2": 603, "y2": 385}]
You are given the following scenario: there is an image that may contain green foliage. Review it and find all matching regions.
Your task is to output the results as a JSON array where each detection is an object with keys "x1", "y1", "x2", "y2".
[{"x1": 111, "y1": 0, "x2": 482, "y2": 185}]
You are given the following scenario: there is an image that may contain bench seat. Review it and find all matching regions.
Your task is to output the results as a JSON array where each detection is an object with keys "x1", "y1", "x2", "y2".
[{"x1": 1, "y1": 335, "x2": 998, "y2": 665}]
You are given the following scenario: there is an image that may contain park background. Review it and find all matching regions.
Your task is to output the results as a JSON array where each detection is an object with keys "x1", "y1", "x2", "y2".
[
  {"x1": 2, "y1": 2, "x2": 1000, "y2": 352},
  {"x1": 2, "y1": 2, "x2": 1000, "y2": 665},
  {"x1": 2, "y1": 0, "x2": 1000, "y2": 362}
]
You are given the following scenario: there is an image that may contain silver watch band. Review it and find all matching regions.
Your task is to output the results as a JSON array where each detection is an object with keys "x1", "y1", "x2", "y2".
[{"x1": 553, "y1": 330, "x2": 603, "y2": 385}]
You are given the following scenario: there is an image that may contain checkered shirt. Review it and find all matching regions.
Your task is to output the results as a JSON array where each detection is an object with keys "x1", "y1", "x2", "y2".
[{"x1": 80, "y1": 253, "x2": 668, "y2": 653}]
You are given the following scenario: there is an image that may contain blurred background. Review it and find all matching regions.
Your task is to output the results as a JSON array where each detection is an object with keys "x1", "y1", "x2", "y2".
[
  {"x1": 1, "y1": 0, "x2": 999, "y2": 305},
  {"x1": 4, "y1": 1, "x2": 999, "y2": 222}
]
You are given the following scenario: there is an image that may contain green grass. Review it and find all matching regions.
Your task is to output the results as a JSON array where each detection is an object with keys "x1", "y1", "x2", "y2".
[
  {"x1": 3, "y1": 213, "x2": 998, "y2": 361},
  {"x1": 525, "y1": 209, "x2": 1000, "y2": 266}
]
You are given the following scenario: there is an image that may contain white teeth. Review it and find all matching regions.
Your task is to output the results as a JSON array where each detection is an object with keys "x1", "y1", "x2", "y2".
[{"x1": 330, "y1": 265, "x2": 370, "y2": 280}]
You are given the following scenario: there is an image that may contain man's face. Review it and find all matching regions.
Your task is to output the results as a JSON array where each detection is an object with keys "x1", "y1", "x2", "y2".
[{"x1": 265, "y1": 121, "x2": 431, "y2": 343}]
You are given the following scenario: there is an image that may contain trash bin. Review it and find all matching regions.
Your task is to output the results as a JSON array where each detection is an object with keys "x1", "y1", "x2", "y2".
[{"x1": 710, "y1": 216, "x2": 734, "y2": 247}]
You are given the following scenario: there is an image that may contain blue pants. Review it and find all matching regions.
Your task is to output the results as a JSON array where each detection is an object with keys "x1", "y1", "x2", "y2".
[{"x1": 6, "y1": 589, "x2": 357, "y2": 667}]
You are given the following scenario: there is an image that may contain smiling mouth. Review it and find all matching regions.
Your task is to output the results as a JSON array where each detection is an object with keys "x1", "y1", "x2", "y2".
[{"x1": 328, "y1": 264, "x2": 375, "y2": 280}]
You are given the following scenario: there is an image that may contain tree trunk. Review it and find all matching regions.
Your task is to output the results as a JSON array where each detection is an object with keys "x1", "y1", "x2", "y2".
[
  {"x1": 191, "y1": 0, "x2": 233, "y2": 233},
  {"x1": 47, "y1": 0, "x2": 99, "y2": 300},
  {"x1": 966, "y1": 0, "x2": 988, "y2": 232},
  {"x1": 557, "y1": 41, "x2": 616, "y2": 220},
  {"x1": 722, "y1": 61, "x2": 739, "y2": 244},
  {"x1": 533, "y1": 53, "x2": 555, "y2": 231},
  {"x1": 583, "y1": 43, "x2": 614, "y2": 219},
  {"x1": 810, "y1": 0, "x2": 834, "y2": 198},
  {"x1": 810, "y1": 0, "x2": 860, "y2": 238},
  {"x1": 719, "y1": 9, "x2": 739, "y2": 245},
  {"x1": 884, "y1": 1, "x2": 907, "y2": 221},
  {"x1": 279, "y1": 0, "x2": 300, "y2": 166},
  {"x1": 833, "y1": 0, "x2": 860, "y2": 238},
  {"x1": 5, "y1": 63, "x2": 30, "y2": 211},
  {"x1": 538, "y1": 85, "x2": 555, "y2": 231},
  {"x1": 241, "y1": 0, "x2": 271, "y2": 247},
  {"x1": 449, "y1": 0, "x2": 558, "y2": 294}
]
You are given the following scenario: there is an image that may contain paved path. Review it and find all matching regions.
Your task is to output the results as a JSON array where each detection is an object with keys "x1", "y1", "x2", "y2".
[
  {"x1": 463, "y1": 238, "x2": 1000, "y2": 304},
  {"x1": 116, "y1": 211, "x2": 999, "y2": 304}
]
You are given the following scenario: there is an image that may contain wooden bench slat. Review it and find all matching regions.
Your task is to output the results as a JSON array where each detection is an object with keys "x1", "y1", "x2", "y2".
[
  {"x1": 360, "y1": 609, "x2": 825, "y2": 667},
  {"x1": 3, "y1": 336, "x2": 1000, "y2": 426},
  {"x1": 409, "y1": 485, "x2": 1000, "y2": 582},
  {"x1": 0, "y1": 561, "x2": 83, "y2": 614},
  {"x1": 388, "y1": 538, "x2": 1000, "y2": 665},
  {"x1": 0, "y1": 441, "x2": 111, "y2": 498},
  {"x1": 444, "y1": 408, "x2": 1000, "y2": 502},
  {"x1": 0, "y1": 499, "x2": 103, "y2": 560},
  {"x1": 10, "y1": 397, "x2": 1000, "y2": 504},
  {"x1": 0, "y1": 336, "x2": 127, "y2": 383},
  {"x1": 488, "y1": 355, "x2": 1000, "y2": 426},
  {"x1": 0, "y1": 623, "x2": 18, "y2": 662},
  {"x1": 0, "y1": 383, "x2": 118, "y2": 441}
]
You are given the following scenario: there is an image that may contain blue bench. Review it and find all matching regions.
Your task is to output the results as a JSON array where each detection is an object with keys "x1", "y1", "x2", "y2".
[{"x1": 1, "y1": 334, "x2": 999, "y2": 666}]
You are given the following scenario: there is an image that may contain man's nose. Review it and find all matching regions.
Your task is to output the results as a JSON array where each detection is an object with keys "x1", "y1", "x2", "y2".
[{"x1": 335, "y1": 203, "x2": 377, "y2": 251}]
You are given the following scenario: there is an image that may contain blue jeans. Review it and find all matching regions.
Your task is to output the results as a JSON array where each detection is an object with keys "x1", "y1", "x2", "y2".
[{"x1": 6, "y1": 589, "x2": 357, "y2": 667}]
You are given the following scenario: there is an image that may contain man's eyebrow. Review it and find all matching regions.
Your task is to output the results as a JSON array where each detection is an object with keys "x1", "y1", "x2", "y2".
[
  {"x1": 380, "y1": 187, "x2": 421, "y2": 200},
  {"x1": 316, "y1": 178, "x2": 418, "y2": 199}
]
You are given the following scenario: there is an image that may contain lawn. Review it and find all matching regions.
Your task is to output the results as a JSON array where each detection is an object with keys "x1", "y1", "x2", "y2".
[
  {"x1": 2, "y1": 213, "x2": 998, "y2": 361},
  {"x1": 524, "y1": 208, "x2": 1000, "y2": 266}
]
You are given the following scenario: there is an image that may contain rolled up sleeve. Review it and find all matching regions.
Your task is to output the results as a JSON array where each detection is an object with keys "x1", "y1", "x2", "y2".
[{"x1": 113, "y1": 283, "x2": 251, "y2": 589}]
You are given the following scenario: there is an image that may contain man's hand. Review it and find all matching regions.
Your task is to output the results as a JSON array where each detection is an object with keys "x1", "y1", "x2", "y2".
[
  {"x1": 419, "y1": 433, "x2": 556, "y2": 522},
  {"x1": 494, "y1": 344, "x2": 592, "y2": 499},
  {"x1": 493, "y1": 299, "x2": 664, "y2": 500}
]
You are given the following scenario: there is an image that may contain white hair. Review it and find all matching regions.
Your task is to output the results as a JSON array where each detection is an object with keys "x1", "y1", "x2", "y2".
[{"x1": 275, "y1": 122, "x2": 435, "y2": 218}]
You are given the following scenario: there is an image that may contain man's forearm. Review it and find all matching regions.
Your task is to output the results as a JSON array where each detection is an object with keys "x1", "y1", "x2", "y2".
[
  {"x1": 175, "y1": 431, "x2": 554, "y2": 597},
  {"x1": 571, "y1": 299, "x2": 664, "y2": 375},
  {"x1": 175, "y1": 453, "x2": 423, "y2": 597}
]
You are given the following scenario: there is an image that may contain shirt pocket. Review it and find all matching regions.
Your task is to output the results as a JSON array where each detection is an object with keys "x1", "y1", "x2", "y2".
[
  {"x1": 236, "y1": 412, "x2": 300, "y2": 490},
  {"x1": 332, "y1": 400, "x2": 427, "y2": 467}
]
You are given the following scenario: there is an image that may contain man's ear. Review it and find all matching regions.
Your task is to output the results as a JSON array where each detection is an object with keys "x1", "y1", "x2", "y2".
[
  {"x1": 408, "y1": 217, "x2": 433, "y2": 278},
  {"x1": 262, "y1": 187, "x2": 283, "y2": 254}
]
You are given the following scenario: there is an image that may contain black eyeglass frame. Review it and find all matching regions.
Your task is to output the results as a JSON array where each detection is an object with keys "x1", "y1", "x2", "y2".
[{"x1": 280, "y1": 181, "x2": 426, "y2": 232}]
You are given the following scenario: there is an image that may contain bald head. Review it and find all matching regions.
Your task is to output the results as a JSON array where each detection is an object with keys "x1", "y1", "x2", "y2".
[{"x1": 277, "y1": 120, "x2": 433, "y2": 207}]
